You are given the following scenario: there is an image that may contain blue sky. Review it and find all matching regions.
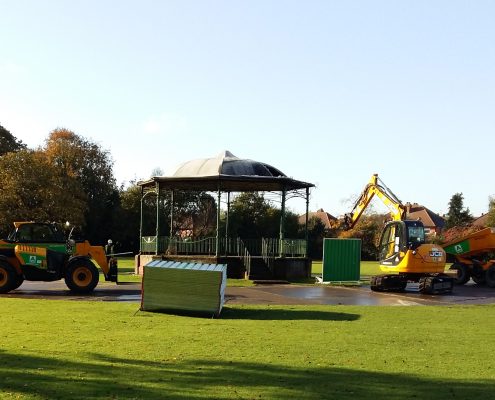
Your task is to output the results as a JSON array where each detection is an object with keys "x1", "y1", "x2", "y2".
[{"x1": 1, "y1": 0, "x2": 494, "y2": 217}]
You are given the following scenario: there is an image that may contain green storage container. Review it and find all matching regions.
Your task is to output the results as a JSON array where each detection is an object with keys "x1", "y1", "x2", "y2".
[
  {"x1": 141, "y1": 260, "x2": 227, "y2": 317},
  {"x1": 322, "y1": 238, "x2": 361, "y2": 282}
]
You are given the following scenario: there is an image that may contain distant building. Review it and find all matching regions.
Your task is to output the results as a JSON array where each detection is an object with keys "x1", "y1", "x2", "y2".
[
  {"x1": 405, "y1": 203, "x2": 445, "y2": 236},
  {"x1": 473, "y1": 213, "x2": 489, "y2": 228},
  {"x1": 299, "y1": 208, "x2": 337, "y2": 230}
]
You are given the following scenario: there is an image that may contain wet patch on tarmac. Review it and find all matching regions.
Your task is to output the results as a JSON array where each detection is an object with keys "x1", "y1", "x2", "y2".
[
  {"x1": 3, "y1": 280, "x2": 495, "y2": 306},
  {"x1": 226, "y1": 282, "x2": 495, "y2": 306},
  {"x1": 3, "y1": 281, "x2": 142, "y2": 302}
]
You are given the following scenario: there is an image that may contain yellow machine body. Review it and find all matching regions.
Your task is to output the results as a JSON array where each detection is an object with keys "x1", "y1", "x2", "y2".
[{"x1": 345, "y1": 174, "x2": 447, "y2": 274}]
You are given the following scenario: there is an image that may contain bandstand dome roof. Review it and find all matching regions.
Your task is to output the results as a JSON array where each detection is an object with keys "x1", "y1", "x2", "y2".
[
  {"x1": 138, "y1": 151, "x2": 314, "y2": 192},
  {"x1": 173, "y1": 151, "x2": 286, "y2": 178}
]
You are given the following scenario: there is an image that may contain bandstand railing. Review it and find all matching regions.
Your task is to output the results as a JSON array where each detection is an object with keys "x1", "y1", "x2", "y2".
[{"x1": 140, "y1": 236, "x2": 307, "y2": 258}]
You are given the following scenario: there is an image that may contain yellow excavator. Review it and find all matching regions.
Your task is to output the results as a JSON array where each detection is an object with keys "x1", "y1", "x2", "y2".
[{"x1": 344, "y1": 174, "x2": 453, "y2": 294}]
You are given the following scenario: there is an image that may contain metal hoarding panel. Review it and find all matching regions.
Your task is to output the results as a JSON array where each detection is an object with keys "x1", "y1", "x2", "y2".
[
  {"x1": 141, "y1": 260, "x2": 227, "y2": 317},
  {"x1": 322, "y1": 238, "x2": 361, "y2": 282}
]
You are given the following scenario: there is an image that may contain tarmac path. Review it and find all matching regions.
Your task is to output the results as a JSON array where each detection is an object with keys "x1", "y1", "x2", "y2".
[{"x1": 4, "y1": 280, "x2": 495, "y2": 306}]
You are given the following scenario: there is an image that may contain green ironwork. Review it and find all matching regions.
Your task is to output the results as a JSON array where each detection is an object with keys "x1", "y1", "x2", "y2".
[
  {"x1": 225, "y1": 192, "x2": 230, "y2": 255},
  {"x1": 305, "y1": 187, "x2": 309, "y2": 256},
  {"x1": 155, "y1": 182, "x2": 160, "y2": 255},
  {"x1": 279, "y1": 188, "x2": 286, "y2": 257},
  {"x1": 170, "y1": 190, "x2": 175, "y2": 238},
  {"x1": 262, "y1": 238, "x2": 276, "y2": 273},
  {"x1": 140, "y1": 189, "x2": 157, "y2": 253},
  {"x1": 140, "y1": 236, "x2": 306, "y2": 258},
  {"x1": 238, "y1": 239, "x2": 252, "y2": 277},
  {"x1": 141, "y1": 236, "x2": 158, "y2": 253},
  {"x1": 216, "y1": 188, "x2": 221, "y2": 257}
]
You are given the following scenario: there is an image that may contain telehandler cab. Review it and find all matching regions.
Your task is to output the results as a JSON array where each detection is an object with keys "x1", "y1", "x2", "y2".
[{"x1": 0, "y1": 222, "x2": 118, "y2": 294}]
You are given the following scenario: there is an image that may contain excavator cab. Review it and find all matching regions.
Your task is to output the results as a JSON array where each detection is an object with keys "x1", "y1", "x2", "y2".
[{"x1": 379, "y1": 220, "x2": 426, "y2": 266}]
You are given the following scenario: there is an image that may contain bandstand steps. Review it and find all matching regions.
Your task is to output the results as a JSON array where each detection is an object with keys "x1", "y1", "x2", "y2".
[{"x1": 247, "y1": 257, "x2": 274, "y2": 280}]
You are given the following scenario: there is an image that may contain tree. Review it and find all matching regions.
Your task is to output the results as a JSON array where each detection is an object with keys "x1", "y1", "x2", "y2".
[
  {"x1": 189, "y1": 192, "x2": 217, "y2": 237},
  {"x1": 487, "y1": 197, "x2": 495, "y2": 227},
  {"x1": 0, "y1": 123, "x2": 26, "y2": 155},
  {"x1": 43, "y1": 128, "x2": 118, "y2": 244},
  {"x1": 0, "y1": 150, "x2": 86, "y2": 235},
  {"x1": 111, "y1": 182, "x2": 152, "y2": 253},
  {"x1": 225, "y1": 192, "x2": 301, "y2": 244},
  {"x1": 228, "y1": 192, "x2": 272, "y2": 238},
  {"x1": 304, "y1": 216, "x2": 327, "y2": 259},
  {"x1": 150, "y1": 167, "x2": 164, "y2": 177},
  {"x1": 339, "y1": 214, "x2": 386, "y2": 260},
  {"x1": 169, "y1": 191, "x2": 217, "y2": 237},
  {"x1": 445, "y1": 193, "x2": 473, "y2": 229}
]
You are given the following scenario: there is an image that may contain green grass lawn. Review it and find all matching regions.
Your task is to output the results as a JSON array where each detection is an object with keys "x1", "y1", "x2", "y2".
[
  {"x1": 312, "y1": 260, "x2": 381, "y2": 277},
  {"x1": 1, "y1": 298, "x2": 495, "y2": 399}
]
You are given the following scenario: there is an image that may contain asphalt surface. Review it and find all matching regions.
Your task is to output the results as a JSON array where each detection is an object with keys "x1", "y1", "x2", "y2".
[{"x1": 4, "y1": 279, "x2": 495, "y2": 306}]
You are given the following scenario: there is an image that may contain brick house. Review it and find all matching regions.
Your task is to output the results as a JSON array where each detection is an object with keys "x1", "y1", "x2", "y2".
[
  {"x1": 299, "y1": 208, "x2": 337, "y2": 230},
  {"x1": 405, "y1": 202, "x2": 445, "y2": 236},
  {"x1": 473, "y1": 213, "x2": 489, "y2": 228}
]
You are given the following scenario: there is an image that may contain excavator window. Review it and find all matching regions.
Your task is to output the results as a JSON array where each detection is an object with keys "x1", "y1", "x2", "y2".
[
  {"x1": 379, "y1": 222, "x2": 406, "y2": 265},
  {"x1": 404, "y1": 221, "x2": 425, "y2": 249}
]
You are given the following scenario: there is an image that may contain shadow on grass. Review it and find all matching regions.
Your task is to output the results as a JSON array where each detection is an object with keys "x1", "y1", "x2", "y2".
[
  {"x1": 1, "y1": 351, "x2": 494, "y2": 400},
  {"x1": 220, "y1": 307, "x2": 360, "y2": 321},
  {"x1": 138, "y1": 307, "x2": 359, "y2": 321}
]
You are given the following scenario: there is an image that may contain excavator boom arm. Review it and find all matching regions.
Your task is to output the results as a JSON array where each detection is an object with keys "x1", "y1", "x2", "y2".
[{"x1": 344, "y1": 174, "x2": 406, "y2": 229}]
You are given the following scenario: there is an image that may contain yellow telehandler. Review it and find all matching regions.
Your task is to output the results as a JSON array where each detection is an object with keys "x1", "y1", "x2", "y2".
[{"x1": 0, "y1": 221, "x2": 118, "y2": 294}]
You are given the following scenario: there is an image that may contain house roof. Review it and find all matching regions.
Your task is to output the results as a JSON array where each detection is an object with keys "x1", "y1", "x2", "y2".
[
  {"x1": 299, "y1": 208, "x2": 337, "y2": 229},
  {"x1": 138, "y1": 151, "x2": 314, "y2": 192},
  {"x1": 473, "y1": 213, "x2": 489, "y2": 227},
  {"x1": 405, "y1": 203, "x2": 445, "y2": 229}
]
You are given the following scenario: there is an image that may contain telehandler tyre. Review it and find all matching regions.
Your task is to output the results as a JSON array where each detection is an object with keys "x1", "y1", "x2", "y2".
[
  {"x1": 0, "y1": 261, "x2": 16, "y2": 294},
  {"x1": 485, "y1": 265, "x2": 495, "y2": 288},
  {"x1": 11, "y1": 274, "x2": 24, "y2": 290},
  {"x1": 449, "y1": 263, "x2": 470, "y2": 285},
  {"x1": 65, "y1": 259, "x2": 99, "y2": 294},
  {"x1": 471, "y1": 272, "x2": 486, "y2": 285}
]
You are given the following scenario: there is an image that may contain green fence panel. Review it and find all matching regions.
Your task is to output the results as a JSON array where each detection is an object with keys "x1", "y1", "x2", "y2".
[{"x1": 322, "y1": 238, "x2": 361, "y2": 282}]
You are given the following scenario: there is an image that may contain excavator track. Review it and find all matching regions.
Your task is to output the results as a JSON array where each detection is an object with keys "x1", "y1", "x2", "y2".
[
  {"x1": 418, "y1": 274, "x2": 454, "y2": 295},
  {"x1": 370, "y1": 274, "x2": 407, "y2": 292}
]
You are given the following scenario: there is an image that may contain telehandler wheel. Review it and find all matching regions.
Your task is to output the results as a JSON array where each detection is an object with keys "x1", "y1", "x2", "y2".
[
  {"x1": 485, "y1": 265, "x2": 495, "y2": 288},
  {"x1": 449, "y1": 263, "x2": 470, "y2": 285},
  {"x1": 0, "y1": 261, "x2": 16, "y2": 294},
  {"x1": 65, "y1": 259, "x2": 99, "y2": 294},
  {"x1": 471, "y1": 272, "x2": 486, "y2": 285},
  {"x1": 11, "y1": 274, "x2": 24, "y2": 290}
]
